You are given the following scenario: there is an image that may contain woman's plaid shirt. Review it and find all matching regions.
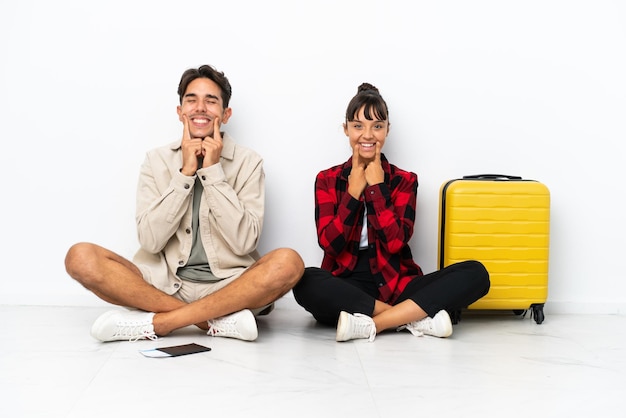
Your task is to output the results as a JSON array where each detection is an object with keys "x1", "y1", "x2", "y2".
[{"x1": 315, "y1": 154, "x2": 423, "y2": 304}]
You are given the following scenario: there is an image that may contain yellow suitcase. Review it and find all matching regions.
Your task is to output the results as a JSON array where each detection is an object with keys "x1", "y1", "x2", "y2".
[{"x1": 438, "y1": 174, "x2": 550, "y2": 324}]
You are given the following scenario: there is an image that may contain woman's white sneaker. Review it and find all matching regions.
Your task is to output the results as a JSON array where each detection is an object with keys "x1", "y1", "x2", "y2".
[
  {"x1": 404, "y1": 310, "x2": 453, "y2": 338},
  {"x1": 336, "y1": 311, "x2": 376, "y2": 342}
]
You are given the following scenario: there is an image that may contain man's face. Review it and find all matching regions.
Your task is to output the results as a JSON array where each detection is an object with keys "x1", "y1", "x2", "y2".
[{"x1": 177, "y1": 77, "x2": 231, "y2": 139}]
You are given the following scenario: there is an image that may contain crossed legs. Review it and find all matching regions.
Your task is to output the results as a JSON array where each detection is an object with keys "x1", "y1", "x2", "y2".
[{"x1": 64, "y1": 242, "x2": 304, "y2": 336}]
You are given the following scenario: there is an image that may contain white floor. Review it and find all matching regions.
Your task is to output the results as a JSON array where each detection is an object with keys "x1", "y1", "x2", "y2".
[{"x1": 2, "y1": 293, "x2": 625, "y2": 418}]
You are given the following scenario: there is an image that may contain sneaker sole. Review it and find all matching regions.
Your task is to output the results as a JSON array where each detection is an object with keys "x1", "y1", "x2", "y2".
[{"x1": 336, "y1": 311, "x2": 350, "y2": 342}]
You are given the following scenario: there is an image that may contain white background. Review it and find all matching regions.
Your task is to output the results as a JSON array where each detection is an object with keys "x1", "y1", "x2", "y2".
[{"x1": 1, "y1": 0, "x2": 624, "y2": 313}]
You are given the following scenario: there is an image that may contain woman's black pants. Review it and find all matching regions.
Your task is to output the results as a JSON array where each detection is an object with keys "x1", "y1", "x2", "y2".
[{"x1": 292, "y1": 258, "x2": 490, "y2": 326}]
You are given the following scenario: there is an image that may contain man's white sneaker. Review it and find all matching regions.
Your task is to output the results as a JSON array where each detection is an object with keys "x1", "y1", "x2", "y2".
[
  {"x1": 207, "y1": 310, "x2": 258, "y2": 341},
  {"x1": 90, "y1": 310, "x2": 157, "y2": 342},
  {"x1": 403, "y1": 310, "x2": 453, "y2": 338},
  {"x1": 336, "y1": 311, "x2": 376, "y2": 342}
]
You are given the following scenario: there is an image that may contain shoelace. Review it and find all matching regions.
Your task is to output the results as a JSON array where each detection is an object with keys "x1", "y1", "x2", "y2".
[
  {"x1": 207, "y1": 317, "x2": 240, "y2": 337},
  {"x1": 397, "y1": 320, "x2": 426, "y2": 337},
  {"x1": 112, "y1": 321, "x2": 158, "y2": 342},
  {"x1": 353, "y1": 313, "x2": 377, "y2": 342},
  {"x1": 404, "y1": 322, "x2": 425, "y2": 337}
]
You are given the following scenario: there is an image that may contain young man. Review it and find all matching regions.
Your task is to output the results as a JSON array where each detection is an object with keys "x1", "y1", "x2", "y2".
[{"x1": 65, "y1": 64, "x2": 304, "y2": 342}]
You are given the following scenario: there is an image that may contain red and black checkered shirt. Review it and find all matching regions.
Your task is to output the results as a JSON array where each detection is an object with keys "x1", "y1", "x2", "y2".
[{"x1": 315, "y1": 154, "x2": 423, "y2": 304}]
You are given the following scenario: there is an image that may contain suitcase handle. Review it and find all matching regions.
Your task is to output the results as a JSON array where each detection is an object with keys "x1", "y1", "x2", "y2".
[{"x1": 463, "y1": 174, "x2": 522, "y2": 180}]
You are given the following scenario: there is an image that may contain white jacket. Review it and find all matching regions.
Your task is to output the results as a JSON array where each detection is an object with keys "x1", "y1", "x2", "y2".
[{"x1": 132, "y1": 133, "x2": 264, "y2": 294}]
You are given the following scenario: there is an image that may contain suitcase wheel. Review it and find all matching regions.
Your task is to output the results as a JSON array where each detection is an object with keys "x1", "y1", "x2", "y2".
[
  {"x1": 531, "y1": 304, "x2": 545, "y2": 324},
  {"x1": 512, "y1": 305, "x2": 545, "y2": 324}
]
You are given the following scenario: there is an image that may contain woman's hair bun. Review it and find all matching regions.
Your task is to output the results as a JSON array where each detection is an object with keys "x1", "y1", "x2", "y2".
[{"x1": 357, "y1": 82, "x2": 379, "y2": 95}]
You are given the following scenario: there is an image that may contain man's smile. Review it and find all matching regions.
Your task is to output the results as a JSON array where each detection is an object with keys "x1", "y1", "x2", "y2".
[{"x1": 191, "y1": 116, "x2": 211, "y2": 126}]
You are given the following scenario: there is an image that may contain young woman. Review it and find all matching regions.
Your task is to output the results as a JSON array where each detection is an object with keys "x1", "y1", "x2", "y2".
[{"x1": 293, "y1": 83, "x2": 490, "y2": 342}]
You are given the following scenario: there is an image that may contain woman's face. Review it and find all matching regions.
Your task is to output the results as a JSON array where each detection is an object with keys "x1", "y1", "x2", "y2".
[{"x1": 343, "y1": 106, "x2": 389, "y2": 162}]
